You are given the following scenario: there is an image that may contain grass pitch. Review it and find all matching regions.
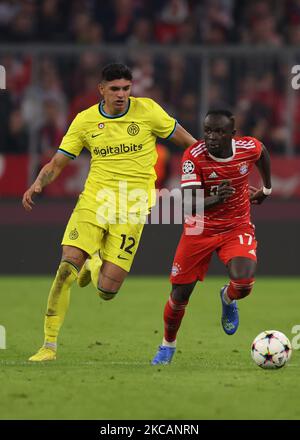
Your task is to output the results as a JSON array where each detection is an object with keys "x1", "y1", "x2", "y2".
[{"x1": 0, "y1": 276, "x2": 299, "y2": 420}]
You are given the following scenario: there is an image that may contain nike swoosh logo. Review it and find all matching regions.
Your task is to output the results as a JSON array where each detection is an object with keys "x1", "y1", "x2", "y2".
[
  {"x1": 117, "y1": 255, "x2": 128, "y2": 260},
  {"x1": 91, "y1": 133, "x2": 103, "y2": 138}
]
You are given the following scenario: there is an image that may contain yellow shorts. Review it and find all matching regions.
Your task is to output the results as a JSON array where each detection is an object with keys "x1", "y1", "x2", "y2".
[{"x1": 62, "y1": 209, "x2": 145, "y2": 272}]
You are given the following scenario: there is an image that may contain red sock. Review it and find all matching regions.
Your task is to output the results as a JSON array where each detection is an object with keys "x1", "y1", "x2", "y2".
[
  {"x1": 227, "y1": 278, "x2": 255, "y2": 300},
  {"x1": 163, "y1": 296, "x2": 188, "y2": 342}
]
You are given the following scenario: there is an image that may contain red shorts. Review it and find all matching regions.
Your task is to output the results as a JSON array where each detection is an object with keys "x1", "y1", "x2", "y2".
[{"x1": 170, "y1": 224, "x2": 257, "y2": 284}]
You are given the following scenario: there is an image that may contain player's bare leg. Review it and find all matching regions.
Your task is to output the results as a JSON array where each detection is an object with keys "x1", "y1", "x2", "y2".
[
  {"x1": 228, "y1": 257, "x2": 256, "y2": 283},
  {"x1": 96, "y1": 261, "x2": 128, "y2": 300},
  {"x1": 220, "y1": 257, "x2": 256, "y2": 335},
  {"x1": 29, "y1": 245, "x2": 87, "y2": 361},
  {"x1": 79, "y1": 257, "x2": 128, "y2": 299},
  {"x1": 152, "y1": 282, "x2": 196, "y2": 365}
]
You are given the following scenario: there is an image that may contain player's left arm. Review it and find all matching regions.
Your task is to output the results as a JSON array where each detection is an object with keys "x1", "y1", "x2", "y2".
[
  {"x1": 170, "y1": 124, "x2": 197, "y2": 149},
  {"x1": 148, "y1": 98, "x2": 197, "y2": 148},
  {"x1": 250, "y1": 143, "x2": 272, "y2": 205}
]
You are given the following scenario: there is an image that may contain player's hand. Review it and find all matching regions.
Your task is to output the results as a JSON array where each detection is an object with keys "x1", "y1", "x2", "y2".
[
  {"x1": 217, "y1": 180, "x2": 235, "y2": 202},
  {"x1": 22, "y1": 182, "x2": 42, "y2": 211},
  {"x1": 249, "y1": 186, "x2": 268, "y2": 205}
]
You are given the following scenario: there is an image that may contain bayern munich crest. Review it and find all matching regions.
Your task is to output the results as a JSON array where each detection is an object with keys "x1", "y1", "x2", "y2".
[
  {"x1": 171, "y1": 262, "x2": 182, "y2": 276},
  {"x1": 239, "y1": 162, "x2": 249, "y2": 175},
  {"x1": 182, "y1": 160, "x2": 195, "y2": 174}
]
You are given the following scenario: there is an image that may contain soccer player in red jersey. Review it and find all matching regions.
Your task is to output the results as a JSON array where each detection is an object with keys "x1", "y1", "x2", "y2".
[{"x1": 152, "y1": 109, "x2": 272, "y2": 365}]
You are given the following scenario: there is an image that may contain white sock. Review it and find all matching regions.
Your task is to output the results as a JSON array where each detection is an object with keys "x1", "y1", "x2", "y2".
[
  {"x1": 44, "y1": 342, "x2": 57, "y2": 350},
  {"x1": 222, "y1": 286, "x2": 233, "y2": 305},
  {"x1": 162, "y1": 337, "x2": 176, "y2": 348}
]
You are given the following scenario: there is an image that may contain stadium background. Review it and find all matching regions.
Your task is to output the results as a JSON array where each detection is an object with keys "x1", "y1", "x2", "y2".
[
  {"x1": 0, "y1": 0, "x2": 299, "y2": 276},
  {"x1": 1, "y1": 0, "x2": 300, "y2": 424}
]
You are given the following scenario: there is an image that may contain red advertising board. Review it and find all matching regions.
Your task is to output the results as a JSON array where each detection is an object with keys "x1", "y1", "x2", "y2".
[
  {"x1": 249, "y1": 156, "x2": 300, "y2": 198},
  {"x1": 43, "y1": 155, "x2": 89, "y2": 197},
  {"x1": 0, "y1": 154, "x2": 300, "y2": 198},
  {"x1": 0, "y1": 154, "x2": 29, "y2": 196}
]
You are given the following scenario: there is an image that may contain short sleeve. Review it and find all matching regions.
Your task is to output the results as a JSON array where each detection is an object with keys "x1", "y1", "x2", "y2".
[
  {"x1": 246, "y1": 137, "x2": 263, "y2": 162},
  {"x1": 180, "y1": 147, "x2": 202, "y2": 188},
  {"x1": 254, "y1": 140, "x2": 263, "y2": 161},
  {"x1": 149, "y1": 99, "x2": 177, "y2": 139},
  {"x1": 57, "y1": 113, "x2": 85, "y2": 159}
]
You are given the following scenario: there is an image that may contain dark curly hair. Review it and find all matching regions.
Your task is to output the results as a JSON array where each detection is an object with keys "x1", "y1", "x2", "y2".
[{"x1": 101, "y1": 63, "x2": 132, "y2": 82}]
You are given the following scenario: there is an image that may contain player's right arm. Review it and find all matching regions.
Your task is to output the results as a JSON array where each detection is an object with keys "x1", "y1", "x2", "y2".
[
  {"x1": 22, "y1": 153, "x2": 71, "y2": 211},
  {"x1": 23, "y1": 112, "x2": 85, "y2": 211},
  {"x1": 183, "y1": 181, "x2": 235, "y2": 216},
  {"x1": 203, "y1": 180, "x2": 235, "y2": 209},
  {"x1": 181, "y1": 149, "x2": 235, "y2": 213}
]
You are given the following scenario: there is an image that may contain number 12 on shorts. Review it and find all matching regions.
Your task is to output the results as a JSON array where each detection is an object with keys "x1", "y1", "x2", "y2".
[{"x1": 120, "y1": 234, "x2": 136, "y2": 254}]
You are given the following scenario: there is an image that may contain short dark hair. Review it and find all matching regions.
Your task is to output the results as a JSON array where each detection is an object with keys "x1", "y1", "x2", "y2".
[
  {"x1": 101, "y1": 63, "x2": 132, "y2": 82},
  {"x1": 206, "y1": 109, "x2": 235, "y2": 129}
]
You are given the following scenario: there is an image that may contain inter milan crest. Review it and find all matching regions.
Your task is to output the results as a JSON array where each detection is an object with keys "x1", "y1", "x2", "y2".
[
  {"x1": 69, "y1": 228, "x2": 79, "y2": 240},
  {"x1": 182, "y1": 160, "x2": 195, "y2": 174},
  {"x1": 98, "y1": 123, "x2": 105, "y2": 129},
  {"x1": 127, "y1": 122, "x2": 140, "y2": 136}
]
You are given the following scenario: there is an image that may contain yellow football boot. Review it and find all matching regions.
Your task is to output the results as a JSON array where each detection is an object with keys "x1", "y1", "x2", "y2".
[{"x1": 28, "y1": 346, "x2": 56, "y2": 362}]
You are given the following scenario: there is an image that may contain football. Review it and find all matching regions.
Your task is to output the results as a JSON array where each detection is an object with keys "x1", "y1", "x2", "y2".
[{"x1": 251, "y1": 330, "x2": 292, "y2": 369}]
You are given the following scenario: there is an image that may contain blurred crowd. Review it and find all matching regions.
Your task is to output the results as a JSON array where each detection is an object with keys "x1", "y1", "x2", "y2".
[
  {"x1": 1, "y1": 0, "x2": 300, "y2": 46},
  {"x1": 1, "y1": 0, "x2": 300, "y2": 187}
]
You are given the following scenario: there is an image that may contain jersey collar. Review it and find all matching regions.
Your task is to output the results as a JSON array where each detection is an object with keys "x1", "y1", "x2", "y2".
[
  {"x1": 99, "y1": 99, "x2": 130, "y2": 119},
  {"x1": 208, "y1": 139, "x2": 236, "y2": 162}
]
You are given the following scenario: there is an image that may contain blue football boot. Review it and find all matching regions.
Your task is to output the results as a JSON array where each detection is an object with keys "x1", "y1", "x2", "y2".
[
  {"x1": 151, "y1": 345, "x2": 176, "y2": 365},
  {"x1": 220, "y1": 285, "x2": 239, "y2": 335}
]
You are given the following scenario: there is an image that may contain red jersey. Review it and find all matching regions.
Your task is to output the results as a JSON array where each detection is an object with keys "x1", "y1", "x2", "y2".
[{"x1": 180, "y1": 137, "x2": 262, "y2": 235}]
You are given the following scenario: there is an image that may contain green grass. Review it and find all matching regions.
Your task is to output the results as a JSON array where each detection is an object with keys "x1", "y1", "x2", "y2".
[{"x1": 0, "y1": 276, "x2": 299, "y2": 420}]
